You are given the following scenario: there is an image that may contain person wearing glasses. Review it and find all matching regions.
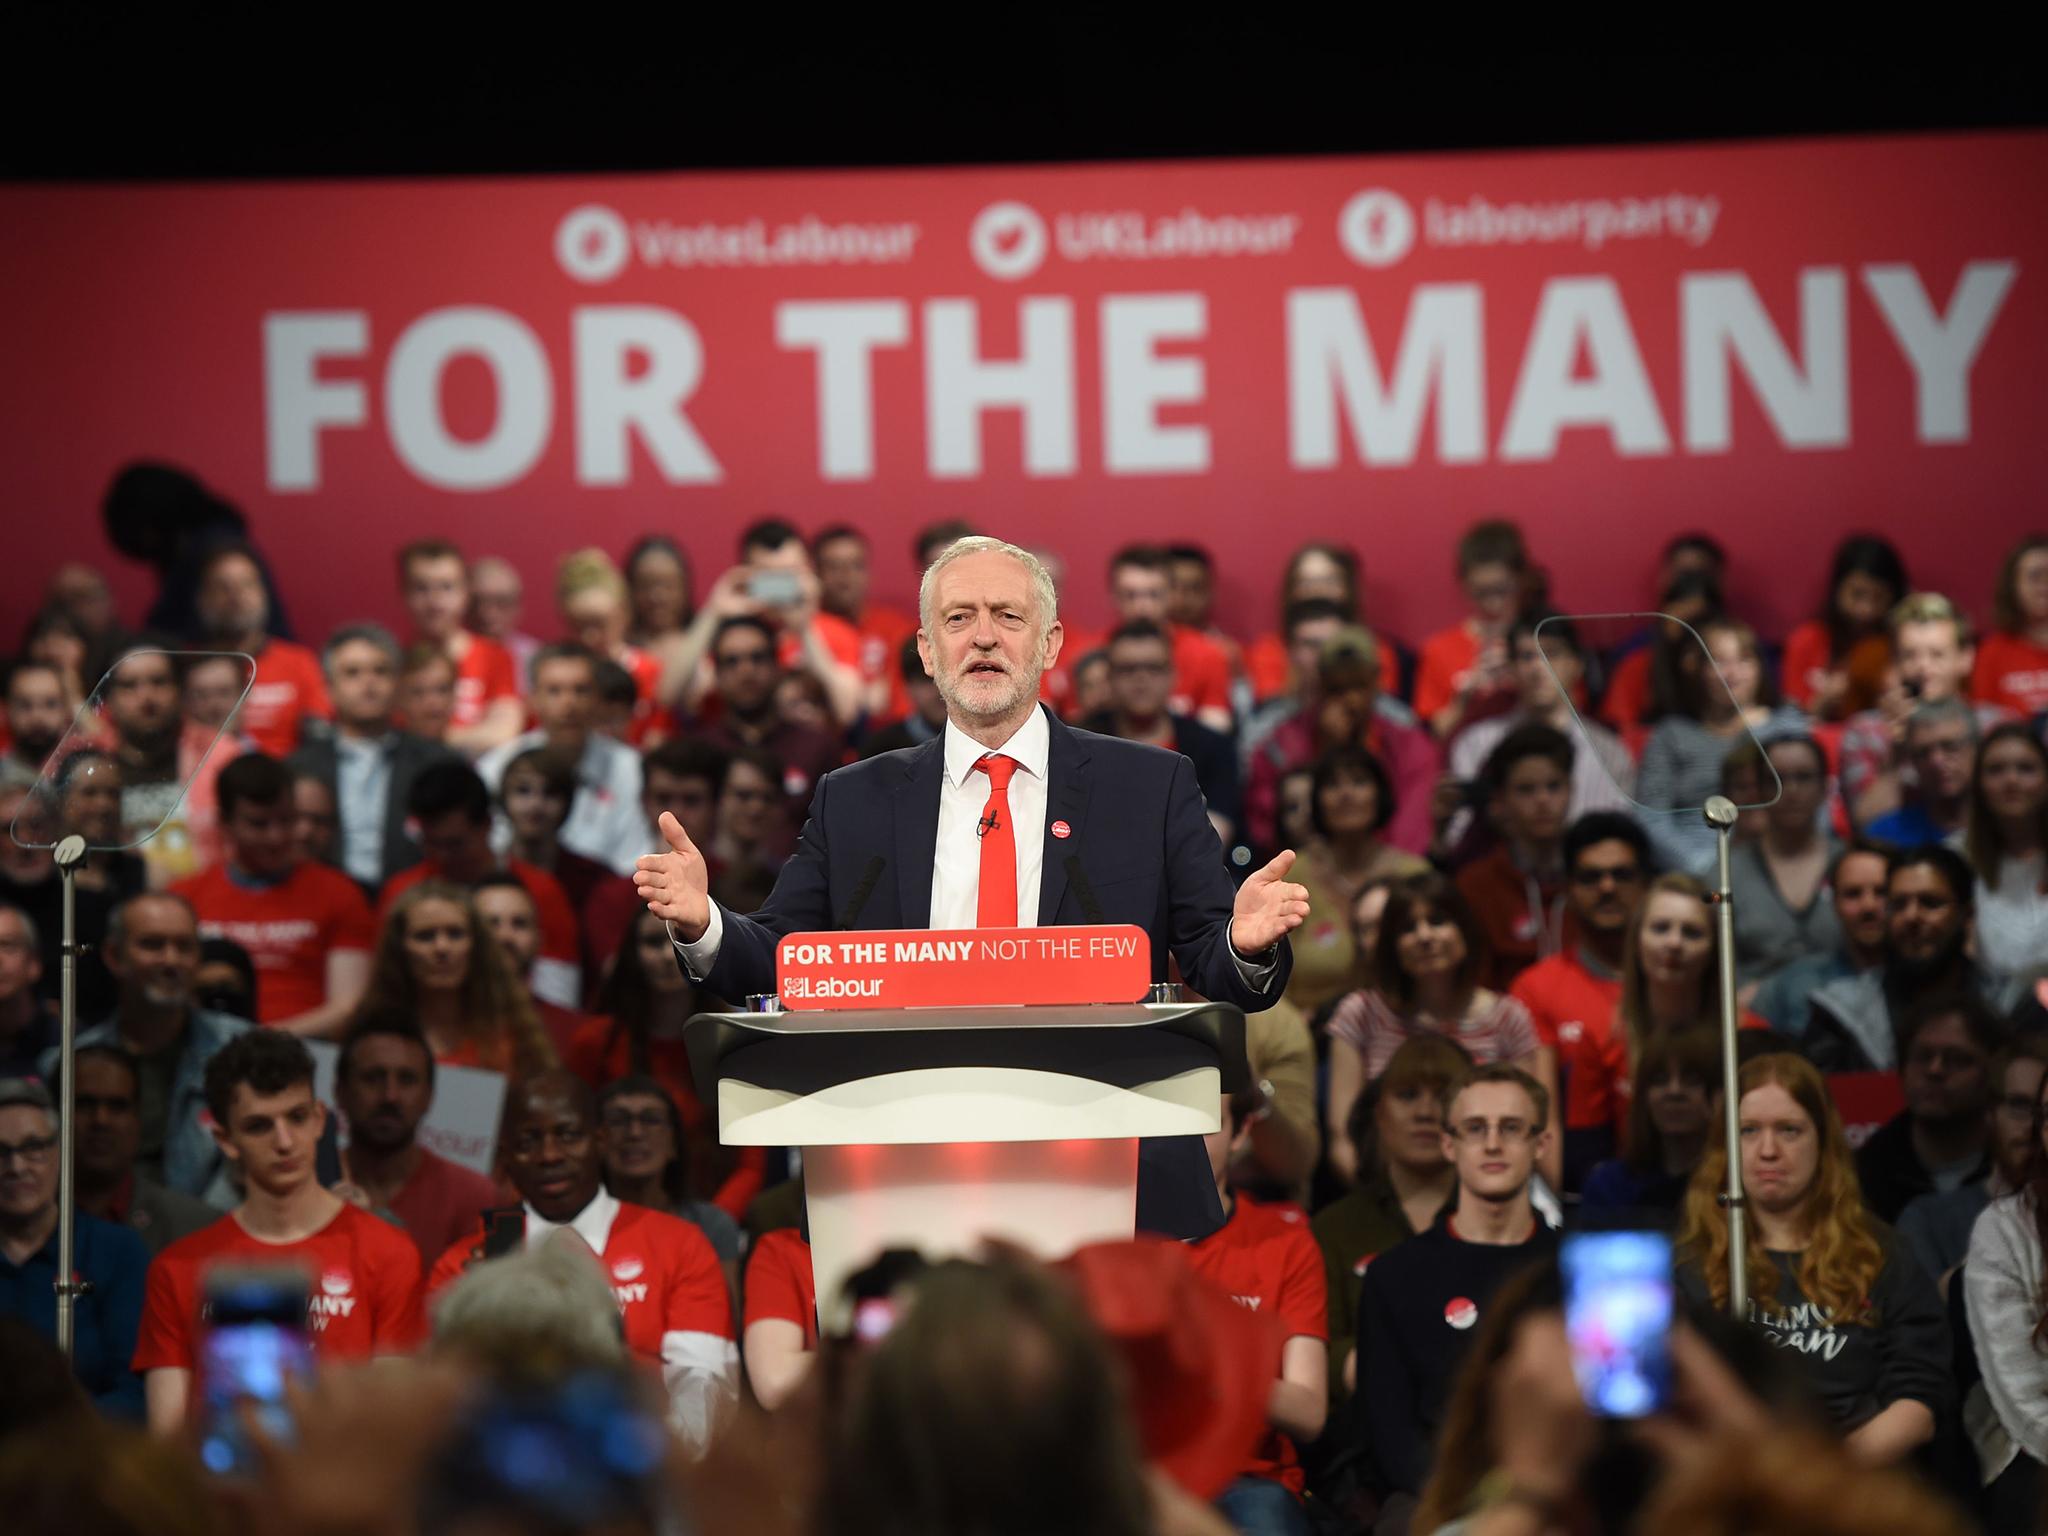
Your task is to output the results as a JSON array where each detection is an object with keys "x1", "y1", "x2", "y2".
[
  {"x1": 1855, "y1": 993, "x2": 2002, "y2": 1227},
  {"x1": 1729, "y1": 734, "x2": 1842, "y2": 993},
  {"x1": 1081, "y1": 621, "x2": 1241, "y2": 847},
  {"x1": 1351, "y1": 1062, "x2": 1559, "y2": 1512},
  {"x1": 695, "y1": 614, "x2": 844, "y2": 820},
  {"x1": 1898, "y1": 1031, "x2": 2047, "y2": 1289},
  {"x1": 0, "y1": 1077, "x2": 149, "y2": 1417},
  {"x1": 595, "y1": 1074, "x2": 743, "y2": 1288}
]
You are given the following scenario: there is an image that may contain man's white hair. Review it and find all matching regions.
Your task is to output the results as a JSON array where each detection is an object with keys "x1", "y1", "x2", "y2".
[
  {"x1": 430, "y1": 1229, "x2": 626, "y2": 1376},
  {"x1": 918, "y1": 536, "x2": 1060, "y2": 634}
]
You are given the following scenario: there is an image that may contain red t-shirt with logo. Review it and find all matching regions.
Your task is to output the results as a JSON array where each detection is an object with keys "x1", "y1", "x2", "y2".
[
  {"x1": 428, "y1": 1201, "x2": 732, "y2": 1366},
  {"x1": 1169, "y1": 625, "x2": 1233, "y2": 720},
  {"x1": 743, "y1": 1227, "x2": 817, "y2": 1349},
  {"x1": 1184, "y1": 1196, "x2": 1327, "y2": 1496},
  {"x1": 133, "y1": 1204, "x2": 425, "y2": 1379},
  {"x1": 172, "y1": 861, "x2": 374, "y2": 1026},
  {"x1": 1509, "y1": 953, "x2": 1628, "y2": 1133},
  {"x1": 1974, "y1": 632, "x2": 2048, "y2": 718},
  {"x1": 450, "y1": 633, "x2": 521, "y2": 729},
  {"x1": 239, "y1": 639, "x2": 333, "y2": 757}
]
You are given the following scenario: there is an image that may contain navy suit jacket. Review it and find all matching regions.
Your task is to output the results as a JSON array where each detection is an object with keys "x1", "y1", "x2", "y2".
[{"x1": 697, "y1": 706, "x2": 1291, "y2": 1237}]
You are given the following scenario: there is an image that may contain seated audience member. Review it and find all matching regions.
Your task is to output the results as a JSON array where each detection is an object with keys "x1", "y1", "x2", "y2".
[
  {"x1": 104, "y1": 643, "x2": 239, "y2": 881},
  {"x1": 1864, "y1": 702, "x2": 1981, "y2": 852},
  {"x1": 288, "y1": 623, "x2": 456, "y2": 890},
  {"x1": 497, "y1": 744, "x2": 618, "y2": 920},
  {"x1": 1084, "y1": 620, "x2": 1241, "y2": 844},
  {"x1": 1, "y1": 786, "x2": 123, "y2": 1023},
  {"x1": 1780, "y1": 533, "x2": 1910, "y2": 719},
  {"x1": 1964, "y1": 1059, "x2": 2048, "y2": 1518},
  {"x1": 1595, "y1": 568, "x2": 1726, "y2": 738},
  {"x1": 1312, "y1": 1034, "x2": 1466, "y2": 1396},
  {"x1": 1065, "y1": 646, "x2": 1112, "y2": 722},
  {"x1": 70, "y1": 893, "x2": 251, "y2": 1205},
  {"x1": 289, "y1": 768, "x2": 338, "y2": 867},
  {"x1": 395, "y1": 642, "x2": 458, "y2": 745},
  {"x1": 1843, "y1": 593, "x2": 2010, "y2": 829},
  {"x1": 568, "y1": 910, "x2": 766, "y2": 1221},
  {"x1": 425, "y1": 1070, "x2": 736, "y2": 1451},
  {"x1": 1275, "y1": 765, "x2": 1315, "y2": 855},
  {"x1": 136, "y1": 1031, "x2": 425, "y2": 1433},
  {"x1": 1754, "y1": 840, "x2": 1891, "y2": 1035},
  {"x1": 69, "y1": 1044, "x2": 218, "y2": 1255},
  {"x1": 48, "y1": 750, "x2": 149, "y2": 907},
  {"x1": 1166, "y1": 543, "x2": 1246, "y2": 688},
  {"x1": 21, "y1": 604, "x2": 101, "y2": 721},
  {"x1": 1354, "y1": 1063, "x2": 1560, "y2": 1504},
  {"x1": 190, "y1": 543, "x2": 330, "y2": 756},
  {"x1": 0, "y1": 1078, "x2": 148, "y2": 1417},
  {"x1": 775, "y1": 668, "x2": 836, "y2": 741},
  {"x1": 194, "y1": 936, "x2": 259, "y2": 1021},
  {"x1": 467, "y1": 554, "x2": 542, "y2": 691},
  {"x1": 171, "y1": 753, "x2": 373, "y2": 1038},
  {"x1": 1415, "y1": 519, "x2": 1528, "y2": 740},
  {"x1": 1856, "y1": 993, "x2": 2001, "y2": 1226},
  {"x1": 380, "y1": 761, "x2": 582, "y2": 1009},
  {"x1": 695, "y1": 615, "x2": 843, "y2": 816},
  {"x1": 1728, "y1": 734, "x2": 1840, "y2": 992},
  {"x1": 1455, "y1": 725, "x2": 1577, "y2": 989},
  {"x1": 622, "y1": 534, "x2": 695, "y2": 703},
  {"x1": 479, "y1": 643, "x2": 646, "y2": 877},
  {"x1": 1899, "y1": 1032, "x2": 2046, "y2": 1287},
  {"x1": 556, "y1": 547, "x2": 665, "y2": 745},
  {"x1": 354, "y1": 881, "x2": 555, "y2": 1078},
  {"x1": 2, "y1": 660, "x2": 71, "y2": 790},
  {"x1": 1617, "y1": 871, "x2": 1763, "y2": 1072},
  {"x1": 1965, "y1": 722, "x2": 2048, "y2": 989},
  {"x1": 1286, "y1": 746, "x2": 1427, "y2": 1019},
  {"x1": 1677, "y1": 1053, "x2": 1949, "y2": 1465},
  {"x1": 1104, "y1": 544, "x2": 1234, "y2": 734},
  {"x1": 1580, "y1": 1027, "x2": 1719, "y2": 1215},
  {"x1": 597, "y1": 1076, "x2": 743, "y2": 1277},
  {"x1": 861, "y1": 635, "x2": 948, "y2": 757},
  {"x1": 742, "y1": 1224, "x2": 816, "y2": 1411},
  {"x1": 1247, "y1": 627, "x2": 1439, "y2": 856},
  {"x1": 1637, "y1": 617, "x2": 1807, "y2": 875},
  {"x1": 330, "y1": 1017, "x2": 496, "y2": 1266},
  {"x1": 814, "y1": 523, "x2": 918, "y2": 721},
  {"x1": 1241, "y1": 597, "x2": 1353, "y2": 767},
  {"x1": 471, "y1": 872, "x2": 586, "y2": 1056},
  {"x1": 710, "y1": 746, "x2": 794, "y2": 909},
  {"x1": 1447, "y1": 615, "x2": 1635, "y2": 817},
  {"x1": 182, "y1": 652, "x2": 256, "y2": 744},
  {"x1": 0, "y1": 905, "x2": 58, "y2": 1080},
  {"x1": 1185, "y1": 1088, "x2": 1326, "y2": 1535},
  {"x1": 593, "y1": 657, "x2": 640, "y2": 742},
  {"x1": 1973, "y1": 532, "x2": 2048, "y2": 716},
  {"x1": 1234, "y1": 995, "x2": 1323, "y2": 1205},
  {"x1": 1325, "y1": 873, "x2": 1554, "y2": 1190},
  {"x1": 1247, "y1": 543, "x2": 1379, "y2": 703},
  {"x1": 397, "y1": 538, "x2": 524, "y2": 755},
  {"x1": 1509, "y1": 813, "x2": 1651, "y2": 1183},
  {"x1": 1806, "y1": 847, "x2": 1992, "y2": 1074}
]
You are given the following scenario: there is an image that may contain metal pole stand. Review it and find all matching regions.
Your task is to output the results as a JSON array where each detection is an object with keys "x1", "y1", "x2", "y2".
[
  {"x1": 53, "y1": 834, "x2": 91, "y2": 1359},
  {"x1": 1702, "y1": 796, "x2": 1747, "y2": 1317}
]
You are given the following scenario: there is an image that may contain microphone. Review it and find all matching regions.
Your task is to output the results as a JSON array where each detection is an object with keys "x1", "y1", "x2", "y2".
[
  {"x1": 1064, "y1": 855, "x2": 1106, "y2": 925},
  {"x1": 839, "y1": 855, "x2": 887, "y2": 930},
  {"x1": 976, "y1": 812, "x2": 1002, "y2": 838}
]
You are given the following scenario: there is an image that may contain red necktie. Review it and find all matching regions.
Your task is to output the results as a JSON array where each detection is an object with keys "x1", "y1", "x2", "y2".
[{"x1": 973, "y1": 753, "x2": 1019, "y2": 927}]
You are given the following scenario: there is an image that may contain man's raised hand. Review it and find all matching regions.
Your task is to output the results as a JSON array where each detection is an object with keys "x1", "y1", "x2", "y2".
[
  {"x1": 635, "y1": 810, "x2": 712, "y2": 942},
  {"x1": 1231, "y1": 848, "x2": 1309, "y2": 957}
]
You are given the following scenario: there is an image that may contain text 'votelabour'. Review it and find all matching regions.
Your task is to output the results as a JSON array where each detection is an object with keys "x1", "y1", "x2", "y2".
[{"x1": 774, "y1": 925, "x2": 1151, "y2": 1010}]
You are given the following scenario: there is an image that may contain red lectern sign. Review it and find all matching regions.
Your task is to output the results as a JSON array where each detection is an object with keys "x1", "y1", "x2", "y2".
[{"x1": 775, "y1": 925, "x2": 1152, "y2": 1010}]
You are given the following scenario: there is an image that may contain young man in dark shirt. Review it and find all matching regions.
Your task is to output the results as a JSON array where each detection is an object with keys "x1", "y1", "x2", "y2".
[
  {"x1": 1353, "y1": 1061, "x2": 1559, "y2": 1504},
  {"x1": 1856, "y1": 991, "x2": 1998, "y2": 1225}
]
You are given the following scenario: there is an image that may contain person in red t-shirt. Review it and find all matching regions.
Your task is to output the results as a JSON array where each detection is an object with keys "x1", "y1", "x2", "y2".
[
  {"x1": 1415, "y1": 519, "x2": 1526, "y2": 741},
  {"x1": 472, "y1": 873, "x2": 589, "y2": 1059},
  {"x1": 1184, "y1": 1088, "x2": 1327, "y2": 1526},
  {"x1": 1166, "y1": 543, "x2": 1247, "y2": 691},
  {"x1": 1777, "y1": 534, "x2": 1908, "y2": 720},
  {"x1": 1454, "y1": 725, "x2": 1578, "y2": 990},
  {"x1": 398, "y1": 539, "x2": 524, "y2": 756},
  {"x1": 814, "y1": 524, "x2": 919, "y2": 725},
  {"x1": 1973, "y1": 534, "x2": 2048, "y2": 717},
  {"x1": 192, "y1": 545, "x2": 332, "y2": 757},
  {"x1": 331, "y1": 1017, "x2": 497, "y2": 1266},
  {"x1": 557, "y1": 547, "x2": 670, "y2": 746},
  {"x1": 172, "y1": 754, "x2": 372, "y2": 1038},
  {"x1": 425, "y1": 1071, "x2": 736, "y2": 1450},
  {"x1": 135, "y1": 1030, "x2": 424, "y2": 1433},
  {"x1": 1107, "y1": 545, "x2": 1235, "y2": 733},
  {"x1": 742, "y1": 1226, "x2": 816, "y2": 1410}
]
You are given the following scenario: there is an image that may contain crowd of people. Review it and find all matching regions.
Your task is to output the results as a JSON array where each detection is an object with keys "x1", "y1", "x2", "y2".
[{"x1": 3, "y1": 461, "x2": 2048, "y2": 1536}]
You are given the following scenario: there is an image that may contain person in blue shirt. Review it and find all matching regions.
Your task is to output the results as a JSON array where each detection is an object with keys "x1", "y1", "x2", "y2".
[{"x1": 0, "y1": 1077, "x2": 148, "y2": 1418}]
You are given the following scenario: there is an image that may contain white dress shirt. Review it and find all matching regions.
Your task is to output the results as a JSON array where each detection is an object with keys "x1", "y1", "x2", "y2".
[{"x1": 480, "y1": 728, "x2": 647, "y2": 875}]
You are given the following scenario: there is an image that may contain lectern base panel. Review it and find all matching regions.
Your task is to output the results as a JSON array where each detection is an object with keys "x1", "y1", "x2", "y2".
[{"x1": 803, "y1": 1138, "x2": 1139, "y2": 1318}]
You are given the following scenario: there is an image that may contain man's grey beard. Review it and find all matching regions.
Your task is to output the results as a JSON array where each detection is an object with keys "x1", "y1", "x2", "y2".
[{"x1": 137, "y1": 981, "x2": 191, "y2": 1012}]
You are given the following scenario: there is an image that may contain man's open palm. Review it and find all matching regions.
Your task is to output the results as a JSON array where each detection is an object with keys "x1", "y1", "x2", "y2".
[
  {"x1": 1232, "y1": 849, "x2": 1308, "y2": 956},
  {"x1": 635, "y1": 811, "x2": 712, "y2": 941}
]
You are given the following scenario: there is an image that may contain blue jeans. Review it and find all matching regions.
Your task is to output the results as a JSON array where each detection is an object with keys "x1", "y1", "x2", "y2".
[{"x1": 1215, "y1": 1476, "x2": 1311, "y2": 1536}]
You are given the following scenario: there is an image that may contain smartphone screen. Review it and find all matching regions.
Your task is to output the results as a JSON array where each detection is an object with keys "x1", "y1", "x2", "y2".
[
  {"x1": 1561, "y1": 1229, "x2": 1673, "y2": 1418},
  {"x1": 197, "y1": 1267, "x2": 314, "y2": 1478},
  {"x1": 747, "y1": 569, "x2": 803, "y2": 608}
]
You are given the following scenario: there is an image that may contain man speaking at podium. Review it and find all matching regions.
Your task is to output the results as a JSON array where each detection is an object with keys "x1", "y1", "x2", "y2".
[{"x1": 636, "y1": 536, "x2": 1306, "y2": 1238}]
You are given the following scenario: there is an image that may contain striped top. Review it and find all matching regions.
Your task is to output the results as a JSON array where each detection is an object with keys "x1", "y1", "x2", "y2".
[{"x1": 1328, "y1": 987, "x2": 1542, "y2": 1079}]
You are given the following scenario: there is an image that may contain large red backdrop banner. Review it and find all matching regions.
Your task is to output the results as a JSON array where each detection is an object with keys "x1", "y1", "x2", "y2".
[{"x1": 1, "y1": 132, "x2": 2042, "y2": 647}]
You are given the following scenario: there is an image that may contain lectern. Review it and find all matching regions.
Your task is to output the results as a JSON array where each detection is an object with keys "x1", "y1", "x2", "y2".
[{"x1": 685, "y1": 999, "x2": 1250, "y2": 1313}]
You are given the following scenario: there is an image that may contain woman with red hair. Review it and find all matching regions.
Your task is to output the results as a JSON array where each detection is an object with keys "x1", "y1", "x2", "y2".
[{"x1": 1677, "y1": 1053, "x2": 1950, "y2": 1466}]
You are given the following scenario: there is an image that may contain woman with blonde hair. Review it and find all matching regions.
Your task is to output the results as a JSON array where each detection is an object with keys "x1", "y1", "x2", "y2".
[
  {"x1": 1676, "y1": 1053, "x2": 1949, "y2": 1465},
  {"x1": 556, "y1": 546, "x2": 665, "y2": 743},
  {"x1": 353, "y1": 881, "x2": 555, "y2": 1078}
]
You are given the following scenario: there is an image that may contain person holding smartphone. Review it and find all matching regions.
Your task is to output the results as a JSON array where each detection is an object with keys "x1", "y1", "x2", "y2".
[{"x1": 1676, "y1": 1052, "x2": 1951, "y2": 1466}]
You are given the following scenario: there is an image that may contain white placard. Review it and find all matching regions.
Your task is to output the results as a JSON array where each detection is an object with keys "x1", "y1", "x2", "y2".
[{"x1": 305, "y1": 1040, "x2": 507, "y2": 1178}]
